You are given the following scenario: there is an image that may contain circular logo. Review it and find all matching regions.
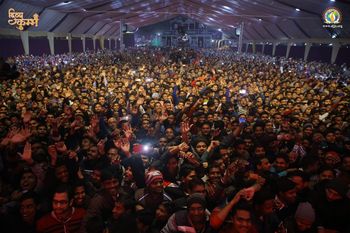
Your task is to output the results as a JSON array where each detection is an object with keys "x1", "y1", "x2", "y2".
[{"x1": 324, "y1": 7, "x2": 342, "y2": 24}]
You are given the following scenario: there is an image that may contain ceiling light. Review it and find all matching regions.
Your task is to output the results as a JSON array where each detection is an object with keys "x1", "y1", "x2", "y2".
[
  {"x1": 332, "y1": 34, "x2": 337, "y2": 38},
  {"x1": 218, "y1": 28, "x2": 222, "y2": 32},
  {"x1": 330, "y1": 0, "x2": 335, "y2": 2},
  {"x1": 329, "y1": 43, "x2": 333, "y2": 46},
  {"x1": 295, "y1": 8, "x2": 300, "y2": 12},
  {"x1": 258, "y1": 18, "x2": 262, "y2": 21}
]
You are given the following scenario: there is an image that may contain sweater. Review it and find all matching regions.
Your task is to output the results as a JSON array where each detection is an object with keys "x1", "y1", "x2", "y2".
[{"x1": 36, "y1": 208, "x2": 86, "y2": 233}]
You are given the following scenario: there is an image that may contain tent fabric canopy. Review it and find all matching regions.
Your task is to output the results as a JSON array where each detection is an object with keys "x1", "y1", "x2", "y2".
[{"x1": 0, "y1": 0, "x2": 349, "y2": 39}]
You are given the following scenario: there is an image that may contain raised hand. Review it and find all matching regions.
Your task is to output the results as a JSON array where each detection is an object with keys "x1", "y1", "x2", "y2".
[
  {"x1": 178, "y1": 142, "x2": 189, "y2": 152},
  {"x1": 10, "y1": 128, "x2": 31, "y2": 144},
  {"x1": 48, "y1": 145, "x2": 58, "y2": 166},
  {"x1": 209, "y1": 140, "x2": 220, "y2": 150},
  {"x1": 180, "y1": 121, "x2": 193, "y2": 134},
  {"x1": 97, "y1": 138, "x2": 107, "y2": 155},
  {"x1": 86, "y1": 126, "x2": 96, "y2": 138},
  {"x1": 114, "y1": 138, "x2": 130, "y2": 156},
  {"x1": 185, "y1": 152, "x2": 200, "y2": 167},
  {"x1": 18, "y1": 142, "x2": 33, "y2": 164},
  {"x1": 90, "y1": 115, "x2": 99, "y2": 128},
  {"x1": 55, "y1": 141, "x2": 68, "y2": 154},
  {"x1": 222, "y1": 162, "x2": 239, "y2": 185},
  {"x1": 136, "y1": 97, "x2": 144, "y2": 106},
  {"x1": 242, "y1": 187, "x2": 255, "y2": 201},
  {"x1": 231, "y1": 189, "x2": 245, "y2": 204},
  {"x1": 77, "y1": 167, "x2": 84, "y2": 179},
  {"x1": 175, "y1": 77, "x2": 182, "y2": 86},
  {"x1": 123, "y1": 124, "x2": 133, "y2": 140},
  {"x1": 120, "y1": 138, "x2": 130, "y2": 155},
  {"x1": 0, "y1": 129, "x2": 16, "y2": 147}
]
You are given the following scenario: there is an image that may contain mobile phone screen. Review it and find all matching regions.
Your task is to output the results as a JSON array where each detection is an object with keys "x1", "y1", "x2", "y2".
[{"x1": 239, "y1": 117, "x2": 246, "y2": 124}]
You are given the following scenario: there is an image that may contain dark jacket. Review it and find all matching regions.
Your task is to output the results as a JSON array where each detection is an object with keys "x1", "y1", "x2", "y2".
[
  {"x1": 310, "y1": 189, "x2": 350, "y2": 232},
  {"x1": 280, "y1": 216, "x2": 317, "y2": 233},
  {"x1": 82, "y1": 189, "x2": 114, "y2": 232},
  {"x1": 160, "y1": 210, "x2": 214, "y2": 233}
]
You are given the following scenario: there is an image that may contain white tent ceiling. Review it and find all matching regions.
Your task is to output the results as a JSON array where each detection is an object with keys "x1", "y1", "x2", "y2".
[{"x1": 0, "y1": 0, "x2": 349, "y2": 39}]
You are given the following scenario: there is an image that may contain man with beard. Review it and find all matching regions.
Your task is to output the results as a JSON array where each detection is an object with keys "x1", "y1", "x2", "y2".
[
  {"x1": 72, "y1": 181, "x2": 90, "y2": 209},
  {"x1": 161, "y1": 193, "x2": 212, "y2": 233},
  {"x1": 83, "y1": 170, "x2": 123, "y2": 232},
  {"x1": 81, "y1": 144, "x2": 110, "y2": 171},
  {"x1": 271, "y1": 155, "x2": 290, "y2": 177}
]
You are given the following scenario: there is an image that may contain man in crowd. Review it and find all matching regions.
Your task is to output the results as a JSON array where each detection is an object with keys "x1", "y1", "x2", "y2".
[{"x1": 36, "y1": 185, "x2": 86, "y2": 233}]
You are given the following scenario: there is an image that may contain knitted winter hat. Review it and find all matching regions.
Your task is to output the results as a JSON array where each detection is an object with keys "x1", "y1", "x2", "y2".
[
  {"x1": 187, "y1": 193, "x2": 206, "y2": 209},
  {"x1": 145, "y1": 170, "x2": 163, "y2": 186},
  {"x1": 295, "y1": 202, "x2": 315, "y2": 222}
]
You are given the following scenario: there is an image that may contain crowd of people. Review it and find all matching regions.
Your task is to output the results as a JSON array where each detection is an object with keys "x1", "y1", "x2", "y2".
[{"x1": 0, "y1": 47, "x2": 349, "y2": 233}]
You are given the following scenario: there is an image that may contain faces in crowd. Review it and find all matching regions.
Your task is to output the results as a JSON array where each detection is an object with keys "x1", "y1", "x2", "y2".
[
  {"x1": 0, "y1": 48, "x2": 349, "y2": 233},
  {"x1": 52, "y1": 191, "x2": 71, "y2": 220},
  {"x1": 231, "y1": 209, "x2": 253, "y2": 233},
  {"x1": 20, "y1": 196, "x2": 37, "y2": 224}
]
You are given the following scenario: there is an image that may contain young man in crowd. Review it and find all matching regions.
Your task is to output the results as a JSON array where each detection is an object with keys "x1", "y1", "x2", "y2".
[{"x1": 36, "y1": 185, "x2": 86, "y2": 233}]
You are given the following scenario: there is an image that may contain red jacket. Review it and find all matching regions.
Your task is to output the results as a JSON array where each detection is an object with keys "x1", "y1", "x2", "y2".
[{"x1": 36, "y1": 208, "x2": 86, "y2": 233}]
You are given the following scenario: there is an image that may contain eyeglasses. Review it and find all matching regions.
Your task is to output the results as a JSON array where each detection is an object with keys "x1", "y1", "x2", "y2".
[{"x1": 53, "y1": 200, "x2": 68, "y2": 205}]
